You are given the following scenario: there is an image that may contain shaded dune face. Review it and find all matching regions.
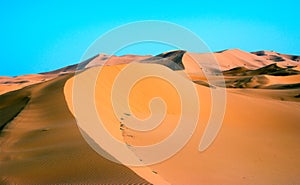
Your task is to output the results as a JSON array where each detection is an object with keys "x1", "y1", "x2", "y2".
[
  {"x1": 0, "y1": 92, "x2": 30, "y2": 130},
  {"x1": 0, "y1": 74, "x2": 151, "y2": 185},
  {"x1": 0, "y1": 49, "x2": 299, "y2": 185},
  {"x1": 223, "y1": 63, "x2": 300, "y2": 76},
  {"x1": 223, "y1": 74, "x2": 300, "y2": 89},
  {"x1": 252, "y1": 50, "x2": 300, "y2": 62},
  {"x1": 140, "y1": 50, "x2": 186, "y2": 70},
  {"x1": 219, "y1": 63, "x2": 300, "y2": 101}
]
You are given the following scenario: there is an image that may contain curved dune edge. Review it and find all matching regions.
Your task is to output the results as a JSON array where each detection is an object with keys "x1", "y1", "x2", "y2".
[
  {"x1": 64, "y1": 65, "x2": 172, "y2": 185},
  {"x1": 64, "y1": 62, "x2": 300, "y2": 184},
  {"x1": 0, "y1": 74, "x2": 152, "y2": 185}
]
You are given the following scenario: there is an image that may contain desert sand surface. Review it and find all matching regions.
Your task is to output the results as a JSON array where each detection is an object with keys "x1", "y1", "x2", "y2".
[
  {"x1": 0, "y1": 74, "x2": 58, "y2": 95},
  {"x1": 1, "y1": 50, "x2": 300, "y2": 184}
]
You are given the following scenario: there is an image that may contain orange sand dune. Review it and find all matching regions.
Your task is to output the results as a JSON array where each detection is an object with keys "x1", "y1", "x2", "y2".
[
  {"x1": 64, "y1": 61, "x2": 300, "y2": 184},
  {"x1": 0, "y1": 49, "x2": 300, "y2": 185}
]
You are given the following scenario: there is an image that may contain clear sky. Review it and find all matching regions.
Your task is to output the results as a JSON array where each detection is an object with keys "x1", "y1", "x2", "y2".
[{"x1": 1, "y1": 0, "x2": 299, "y2": 76}]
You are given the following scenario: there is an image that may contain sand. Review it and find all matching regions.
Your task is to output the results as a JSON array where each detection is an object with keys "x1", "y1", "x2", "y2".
[
  {"x1": 1, "y1": 50, "x2": 300, "y2": 184},
  {"x1": 0, "y1": 76, "x2": 151, "y2": 183}
]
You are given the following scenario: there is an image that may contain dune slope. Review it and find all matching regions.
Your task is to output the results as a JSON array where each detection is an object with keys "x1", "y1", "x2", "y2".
[{"x1": 0, "y1": 73, "x2": 151, "y2": 185}]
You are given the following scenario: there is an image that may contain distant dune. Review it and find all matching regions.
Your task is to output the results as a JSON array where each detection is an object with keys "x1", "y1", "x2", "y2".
[{"x1": 0, "y1": 49, "x2": 300, "y2": 184}]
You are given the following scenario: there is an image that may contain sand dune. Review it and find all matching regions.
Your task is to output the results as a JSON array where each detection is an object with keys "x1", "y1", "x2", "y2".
[
  {"x1": 0, "y1": 74, "x2": 151, "y2": 184},
  {"x1": 0, "y1": 49, "x2": 300, "y2": 184},
  {"x1": 186, "y1": 49, "x2": 299, "y2": 71},
  {"x1": 140, "y1": 50, "x2": 186, "y2": 70},
  {"x1": 85, "y1": 54, "x2": 151, "y2": 68},
  {"x1": 223, "y1": 63, "x2": 300, "y2": 76},
  {"x1": 0, "y1": 73, "x2": 60, "y2": 95},
  {"x1": 252, "y1": 50, "x2": 300, "y2": 64},
  {"x1": 121, "y1": 80, "x2": 300, "y2": 184},
  {"x1": 223, "y1": 74, "x2": 300, "y2": 88},
  {"x1": 64, "y1": 50, "x2": 300, "y2": 184}
]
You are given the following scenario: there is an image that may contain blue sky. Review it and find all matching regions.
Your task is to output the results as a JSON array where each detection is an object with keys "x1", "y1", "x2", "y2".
[{"x1": 1, "y1": 0, "x2": 299, "y2": 76}]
